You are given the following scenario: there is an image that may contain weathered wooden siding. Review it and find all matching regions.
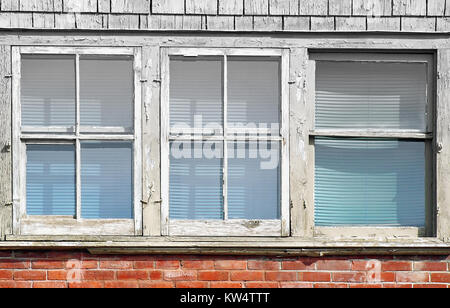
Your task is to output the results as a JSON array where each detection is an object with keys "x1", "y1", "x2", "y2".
[{"x1": 1, "y1": 0, "x2": 450, "y2": 31}]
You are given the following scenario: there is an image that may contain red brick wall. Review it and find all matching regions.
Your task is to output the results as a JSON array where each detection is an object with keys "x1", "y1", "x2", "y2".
[{"x1": 0, "y1": 251, "x2": 448, "y2": 288}]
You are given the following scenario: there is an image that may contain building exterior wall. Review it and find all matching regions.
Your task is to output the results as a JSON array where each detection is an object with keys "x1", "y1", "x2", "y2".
[
  {"x1": 0, "y1": 251, "x2": 448, "y2": 288},
  {"x1": 0, "y1": 0, "x2": 449, "y2": 288}
]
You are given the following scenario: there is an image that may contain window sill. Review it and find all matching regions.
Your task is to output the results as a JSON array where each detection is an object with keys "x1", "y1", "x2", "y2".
[{"x1": 1, "y1": 236, "x2": 449, "y2": 256}]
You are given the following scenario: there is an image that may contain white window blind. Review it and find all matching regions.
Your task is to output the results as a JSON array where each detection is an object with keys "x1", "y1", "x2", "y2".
[
  {"x1": 21, "y1": 56, "x2": 75, "y2": 127},
  {"x1": 316, "y1": 61, "x2": 427, "y2": 131}
]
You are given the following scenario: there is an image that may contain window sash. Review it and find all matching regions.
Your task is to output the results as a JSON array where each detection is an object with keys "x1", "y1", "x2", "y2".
[
  {"x1": 309, "y1": 53, "x2": 435, "y2": 238},
  {"x1": 12, "y1": 46, "x2": 142, "y2": 236},
  {"x1": 161, "y1": 48, "x2": 290, "y2": 237}
]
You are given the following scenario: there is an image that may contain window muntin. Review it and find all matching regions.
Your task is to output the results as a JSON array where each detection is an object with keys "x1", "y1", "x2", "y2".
[
  {"x1": 161, "y1": 48, "x2": 289, "y2": 237},
  {"x1": 12, "y1": 47, "x2": 142, "y2": 236},
  {"x1": 311, "y1": 53, "x2": 433, "y2": 235}
]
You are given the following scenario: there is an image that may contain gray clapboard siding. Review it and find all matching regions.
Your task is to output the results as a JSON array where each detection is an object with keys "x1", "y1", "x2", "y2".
[
  {"x1": 393, "y1": 0, "x2": 427, "y2": 16},
  {"x1": 63, "y1": 0, "x2": 97, "y2": 13},
  {"x1": 0, "y1": 0, "x2": 20, "y2": 11},
  {"x1": 428, "y1": 0, "x2": 446, "y2": 16},
  {"x1": 207, "y1": 16, "x2": 234, "y2": 31},
  {"x1": 299, "y1": 0, "x2": 328, "y2": 16},
  {"x1": 0, "y1": 45, "x2": 12, "y2": 240},
  {"x1": 186, "y1": 0, "x2": 217, "y2": 15},
  {"x1": 353, "y1": 0, "x2": 392, "y2": 16},
  {"x1": 19, "y1": 0, "x2": 54, "y2": 12},
  {"x1": 108, "y1": 14, "x2": 139, "y2": 30},
  {"x1": 311, "y1": 17, "x2": 335, "y2": 31},
  {"x1": 219, "y1": 0, "x2": 244, "y2": 15},
  {"x1": 98, "y1": 0, "x2": 111, "y2": 13},
  {"x1": 32, "y1": 13, "x2": 55, "y2": 28},
  {"x1": 401, "y1": 17, "x2": 436, "y2": 31},
  {"x1": 284, "y1": 17, "x2": 310, "y2": 30},
  {"x1": 329, "y1": 0, "x2": 352, "y2": 16},
  {"x1": 111, "y1": 0, "x2": 150, "y2": 14},
  {"x1": 152, "y1": 0, "x2": 185, "y2": 14},
  {"x1": 245, "y1": 0, "x2": 269, "y2": 15},
  {"x1": 336, "y1": 17, "x2": 367, "y2": 31},
  {"x1": 367, "y1": 17, "x2": 401, "y2": 31},
  {"x1": 269, "y1": 0, "x2": 299, "y2": 16}
]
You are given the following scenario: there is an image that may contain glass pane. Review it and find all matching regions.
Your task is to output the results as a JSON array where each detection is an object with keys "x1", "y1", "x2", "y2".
[
  {"x1": 227, "y1": 141, "x2": 280, "y2": 220},
  {"x1": 21, "y1": 56, "x2": 75, "y2": 127},
  {"x1": 228, "y1": 57, "x2": 280, "y2": 129},
  {"x1": 81, "y1": 142, "x2": 133, "y2": 219},
  {"x1": 169, "y1": 141, "x2": 224, "y2": 220},
  {"x1": 314, "y1": 138, "x2": 425, "y2": 227},
  {"x1": 26, "y1": 144, "x2": 76, "y2": 216},
  {"x1": 80, "y1": 57, "x2": 134, "y2": 130},
  {"x1": 170, "y1": 57, "x2": 223, "y2": 132},
  {"x1": 316, "y1": 62, "x2": 427, "y2": 131}
]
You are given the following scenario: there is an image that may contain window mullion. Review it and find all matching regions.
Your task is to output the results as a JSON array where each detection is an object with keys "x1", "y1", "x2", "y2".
[
  {"x1": 223, "y1": 54, "x2": 228, "y2": 221},
  {"x1": 75, "y1": 54, "x2": 81, "y2": 221}
]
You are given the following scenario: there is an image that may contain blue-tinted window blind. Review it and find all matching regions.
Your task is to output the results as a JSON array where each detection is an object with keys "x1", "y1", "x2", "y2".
[
  {"x1": 314, "y1": 138, "x2": 425, "y2": 227},
  {"x1": 81, "y1": 142, "x2": 133, "y2": 219},
  {"x1": 227, "y1": 141, "x2": 281, "y2": 220},
  {"x1": 26, "y1": 145, "x2": 76, "y2": 216},
  {"x1": 316, "y1": 61, "x2": 427, "y2": 131},
  {"x1": 169, "y1": 141, "x2": 224, "y2": 220},
  {"x1": 21, "y1": 56, "x2": 76, "y2": 127}
]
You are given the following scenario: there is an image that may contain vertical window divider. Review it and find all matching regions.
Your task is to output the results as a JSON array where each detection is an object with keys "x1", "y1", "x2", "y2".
[
  {"x1": 223, "y1": 53, "x2": 229, "y2": 221},
  {"x1": 75, "y1": 53, "x2": 81, "y2": 221}
]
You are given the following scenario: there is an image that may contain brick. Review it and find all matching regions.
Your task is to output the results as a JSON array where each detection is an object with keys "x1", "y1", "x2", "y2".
[
  {"x1": 248, "y1": 260, "x2": 281, "y2": 270},
  {"x1": 100, "y1": 260, "x2": 133, "y2": 269},
  {"x1": 152, "y1": 0, "x2": 185, "y2": 14},
  {"x1": 280, "y1": 282, "x2": 314, "y2": 288},
  {"x1": 316, "y1": 260, "x2": 352, "y2": 271},
  {"x1": 219, "y1": 0, "x2": 244, "y2": 15},
  {"x1": 368, "y1": 272, "x2": 396, "y2": 283},
  {"x1": 214, "y1": 260, "x2": 247, "y2": 270},
  {"x1": 381, "y1": 261, "x2": 412, "y2": 271},
  {"x1": 247, "y1": 282, "x2": 279, "y2": 288},
  {"x1": 33, "y1": 282, "x2": 67, "y2": 288},
  {"x1": 211, "y1": 282, "x2": 244, "y2": 288},
  {"x1": 186, "y1": 0, "x2": 217, "y2": 15},
  {"x1": 414, "y1": 261, "x2": 447, "y2": 272},
  {"x1": 393, "y1": 0, "x2": 427, "y2": 16},
  {"x1": 79, "y1": 261, "x2": 98, "y2": 269},
  {"x1": 298, "y1": 272, "x2": 331, "y2": 282},
  {"x1": 333, "y1": 272, "x2": 367, "y2": 283},
  {"x1": 299, "y1": 0, "x2": 328, "y2": 16},
  {"x1": 0, "y1": 251, "x2": 12, "y2": 258},
  {"x1": 139, "y1": 281, "x2": 174, "y2": 288},
  {"x1": 430, "y1": 273, "x2": 450, "y2": 283},
  {"x1": 134, "y1": 261, "x2": 155, "y2": 269},
  {"x1": 182, "y1": 260, "x2": 214, "y2": 270},
  {"x1": 383, "y1": 283, "x2": 413, "y2": 288},
  {"x1": 230, "y1": 271, "x2": 265, "y2": 281},
  {"x1": 198, "y1": 271, "x2": 229, "y2": 281},
  {"x1": 176, "y1": 281, "x2": 209, "y2": 288},
  {"x1": 0, "y1": 260, "x2": 30, "y2": 269},
  {"x1": 329, "y1": 0, "x2": 352, "y2": 15},
  {"x1": 353, "y1": 0, "x2": 392, "y2": 16},
  {"x1": 282, "y1": 259, "x2": 315, "y2": 270},
  {"x1": 48, "y1": 270, "x2": 70, "y2": 281},
  {"x1": 314, "y1": 283, "x2": 348, "y2": 288},
  {"x1": 269, "y1": 0, "x2": 299, "y2": 15},
  {"x1": 156, "y1": 260, "x2": 180, "y2": 270},
  {"x1": 0, "y1": 270, "x2": 13, "y2": 280},
  {"x1": 117, "y1": 270, "x2": 149, "y2": 280},
  {"x1": 68, "y1": 281, "x2": 104, "y2": 288},
  {"x1": 349, "y1": 283, "x2": 383, "y2": 288},
  {"x1": 413, "y1": 283, "x2": 448, "y2": 288},
  {"x1": 0, "y1": 281, "x2": 32, "y2": 288},
  {"x1": 14, "y1": 270, "x2": 46, "y2": 281},
  {"x1": 163, "y1": 270, "x2": 197, "y2": 281},
  {"x1": 245, "y1": 0, "x2": 269, "y2": 15},
  {"x1": 82, "y1": 270, "x2": 115, "y2": 281},
  {"x1": 266, "y1": 271, "x2": 297, "y2": 281},
  {"x1": 32, "y1": 260, "x2": 65, "y2": 269},
  {"x1": 104, "y1": 281, "x2": 139, "y2": 288}
]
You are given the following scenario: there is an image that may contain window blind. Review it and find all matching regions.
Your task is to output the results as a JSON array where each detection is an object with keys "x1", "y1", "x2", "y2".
[
  {"x1": 316, "y1": 61, "x2": 427, "y2": 131},
  {"x1": 80, "y1": 57, "x2": 134, "y2": 130},
  {"x1": 81, "y1": 142, "x2": 133, "y2": 219},
  {"x1": 169, "y1": 141, "x2": 224, "y2": 220},
  {"x1": 228, "y1": 57, "x2": 280, "y2": 127},
  {"x1": 170, "y1": 57, "x2": 223, "y2": 130},
  {"x1": 314, "y1": 138, "x2": 425, "y2": 227},
  {"x1": 21, "y1": 56, "x2": 76, "y2": 127},
  {"x1": 26, "y1": 144, "x2": 76, "y2": 216}
]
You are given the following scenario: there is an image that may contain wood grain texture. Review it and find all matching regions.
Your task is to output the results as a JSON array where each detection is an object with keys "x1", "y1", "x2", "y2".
[
  {"x1": 219, "y1": 0, "x2": 244, "y2": 15},
  {"x1": 0, "y1": 0, "x2": 19, "y2": 11},
  {"x1": 353, "y1": 0, "x2": 392, "y2": 16},
  {"x1": 0, "y1": 45, "x2": 12, "y2": 240},
  {"x1": 186, "y1": 0, "x2": 217, "y2": 15},
  {"x1": 63, "y1": 0, "x2": 97, "y2": 13},
  {"x1": 299, "y1": 0, "x2": 328, "y2": 16},
  {"x1": 152, "y1": 0, "x2": 185, "y2": 14},
  {"x1": 393, "y1": 0, "x2": 427, "y2": 16},
  {"x1": 329, "y1": 0, "x2": 352, "y2": 16},
  {"x1": 428, "y1": 0, "x2": 446, "y2": 16},
  {"x1": 269, "y1": 0, "x2": 299, "y2": 15},
  {"x1": 111, "y1": 0, "x2": 150, "y2": 14},
  {"x1": 436, "y1": 49, "x2": 450, "y2": 242},
  {"x1": 245, "y1": 0, "x2": 269, "y2": 15}
]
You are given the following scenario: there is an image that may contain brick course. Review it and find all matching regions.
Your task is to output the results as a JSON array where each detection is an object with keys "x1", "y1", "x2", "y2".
[{"x1": 0, "y1": 251, "x2": 447, "y2": 288}]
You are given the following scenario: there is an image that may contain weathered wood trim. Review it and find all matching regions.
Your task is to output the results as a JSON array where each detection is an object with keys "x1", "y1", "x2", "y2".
[
  {"x1": 0, "y1": 45, "x2": 12, "y2": 240},
  {"x1": 436, "y1": 49, "x2": 450, "y2": 242},
  {"x1": 310, "y1": 130, "x2": 433, "y2": 139},
  {"x1": 315, "y1": 227, "x2": 426, "y2": 239}
]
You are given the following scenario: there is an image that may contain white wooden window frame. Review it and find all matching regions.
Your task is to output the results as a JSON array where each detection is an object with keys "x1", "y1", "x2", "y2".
[
  {"x1": 160, "y1": 48, "x2": 290, "y2": 237},
  {"x1": 11, "y1": 46, "x2": 143, "y2": 236},
  {"x1": 308, "y1": 52, "x2": 435, "y2": 239}
]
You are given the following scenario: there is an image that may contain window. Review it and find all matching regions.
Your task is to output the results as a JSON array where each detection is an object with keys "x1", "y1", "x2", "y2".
[
  {"x1": 12, "y1": 47, "x2": 142, "y2": 236},
  {"x1": 310, "y1": 53, "x2": 434, "y2": 238},
  {"x1": 161, "y1": 48, "x2": 290, "y2": 237}
]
